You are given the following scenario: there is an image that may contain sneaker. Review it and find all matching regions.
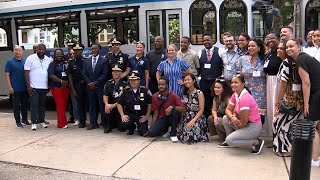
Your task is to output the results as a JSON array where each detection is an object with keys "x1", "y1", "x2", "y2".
[
  {"x1": 170, "y1": 136, "x2": 179, "y2": 143},
  {"x1": 218, "y1": 142, "x2": 234, "y2": 148},
  {"x1": 311, "y1": 159, "x2": 320, "y2": 167},
  {"x1": 63, "y1": 125, "x2": 68, "y2": 129},
  {"x1": 74, "y1": 120, "x2": 80, "y2": 126},
  {"x1": 251, "y1": 139, "x2": 265, "y2": 155},
  {"x1": 16, "y1": 123, "x2": 23, "y2": 128},
  {"x1": 40, "y1": 122, "x2": 48, "y2": 128},
  {"x1": 44, "y1": 120, "x2": 50, "y2": 124},
  {"x1": 21, "y1": 121, "x2": 31, "y2": 126},
  {"x1": 31, "y1": 124, "x2": 37, "y2": 130},
  {"x1": 162, "y1": 132, "x2": 170, "y2": 138}
]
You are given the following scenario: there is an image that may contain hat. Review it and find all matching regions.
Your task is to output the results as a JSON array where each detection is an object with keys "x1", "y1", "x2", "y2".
[
  {"x1": 112, "y1": 64, "x2": 122, "y2": 72},
  {"x1": 67, "y1": 40, "x2": 75, "y2": 46},
  {"x1": 108, "y1": 43, "x2": 112, "y2": 47},
  {"x1": 73, "y1": 43, "x2": 84, "y2": 50},
  {"x1": 111, "y1": 40, "x2": 121, "y2": 45},
  {"x1": 128, "y1": 72, "x2": 141, "y2": 80}
]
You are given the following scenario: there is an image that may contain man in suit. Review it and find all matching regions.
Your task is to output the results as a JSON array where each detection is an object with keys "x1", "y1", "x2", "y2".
[{"x1": 82, "y1": 43, "x2": 108, "y2": 130}]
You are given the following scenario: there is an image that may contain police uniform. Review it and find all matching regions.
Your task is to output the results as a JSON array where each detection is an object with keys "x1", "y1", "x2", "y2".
[
  {"x1": 105, "y1": 41, "x2": 129, "y2": 80},
  {"x1": 103, "y1": 65, "x2": 127, "y2": 133},
  {"x1": 67, "y1": 44, "x2": 87, "y2": 128},
  {"x1": 117, "y1": 72, "x2": 152, "y2": 136}
]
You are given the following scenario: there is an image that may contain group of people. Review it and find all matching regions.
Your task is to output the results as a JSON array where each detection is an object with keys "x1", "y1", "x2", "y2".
[{"x1": 4, "y1": 27, "x2": 320, "y2": 164}]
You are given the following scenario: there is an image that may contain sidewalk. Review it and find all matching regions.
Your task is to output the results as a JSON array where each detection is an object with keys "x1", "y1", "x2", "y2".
[{"x1": 0, "y1": 111, "x2": 319, "y2": 180}]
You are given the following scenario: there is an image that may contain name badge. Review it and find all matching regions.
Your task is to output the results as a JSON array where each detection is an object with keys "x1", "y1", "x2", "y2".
[
  {"x1": 134, "y1": 105, "x2": 141, "y2": 110},
  {"x1": 226, "y1": 65, "x2": 232, "y2": 71},
  {"x1": 292, "y1": 83, "x2": 301, "y2": 91},
  {"x1": 263, "y1": 60, "x2": 270, "y2": 68},
  {"x1": 252, "y1": 70, "x2": 261, "y2": 77},
  {"x1": 204, "y1": 63, "x2": 211, "y2": 69},
  {"x1": 161, "y1": 54, "x2": 165, "y2": 58},
  {"x1": 61, "y1": 72, "x2": 67, "y2": 77}
]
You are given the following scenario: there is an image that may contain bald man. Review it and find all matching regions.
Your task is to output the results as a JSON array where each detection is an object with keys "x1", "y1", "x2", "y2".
[{"x1": 5, "y1": 46, "x2": 30, "y2": 127}]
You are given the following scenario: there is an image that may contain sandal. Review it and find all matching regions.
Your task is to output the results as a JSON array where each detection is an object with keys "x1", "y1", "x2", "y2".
[
  {"x1": 283, "y1": 152, "x2": 291, "y2": 157},
  {"x1": 277, "y1": 152, "x2": 284, "y2": 157}
]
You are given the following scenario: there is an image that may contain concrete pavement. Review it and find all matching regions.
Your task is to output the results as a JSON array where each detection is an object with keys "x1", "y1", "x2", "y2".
[{"x1": 0, "y1": 111, "x2": 319, "y2": 180}]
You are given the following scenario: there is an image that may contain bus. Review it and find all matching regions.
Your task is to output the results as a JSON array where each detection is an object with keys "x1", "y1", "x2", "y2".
[{"x1": 0, "y1": 0, "x2": 319, "y2": 95}]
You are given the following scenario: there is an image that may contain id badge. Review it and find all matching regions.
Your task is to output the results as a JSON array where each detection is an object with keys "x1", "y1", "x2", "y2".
[
  {"x1": 263, "y1": 60, "x2": 270, "y2": 68},
  {"x1": 204, "y1": 63, "x2": 211, "y2": 69},
  {"x1": 134, "y1": 105, "x2": 141, "y2": 110},
  {"x1": 133, "y1": 70, "x2": 138, "y2": 73},
  {"x1": 292, "y1": 83, "x2": 301, "y2": 91},
  {"x1": 226, "y1": 65, "x2": 232, "y2": 71},
  {"x1": 252, "y1": 70, "x2": 261, "y2": 77},
  {"x1": 161, "y1": 54, "x2": 165, "y2": 59},
  {"x1": 113, "y1": 92, "x2": 119, "y2": 98},
  {"x1": 61, "y1": 72, "x2": 67, "y2": 77}
]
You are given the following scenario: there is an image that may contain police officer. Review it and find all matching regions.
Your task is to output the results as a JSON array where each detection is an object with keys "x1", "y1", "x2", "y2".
[
  {"x1": 105, "y1": 40, "x2": 129, "y2": 80},
  {"x1": 117, "y1": 72, "x2": 152, "y2": 136},
  {"x1": 103, "y1": 64, "x2": 127, "y2": 133},
  {"x1": 67, "y1": 43, "x2": 87, "y2": 128}
]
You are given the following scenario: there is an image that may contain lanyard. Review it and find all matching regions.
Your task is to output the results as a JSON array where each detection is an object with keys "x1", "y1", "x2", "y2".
[
  {"x1": 250, "y1": 57, "x2": 260, "y2": 70},
  {"x1": 134, "y1": 57, "x2": 143, "y2": 69},
  {"x1": 131, "y1": 88, "x2": 140, "y2": 103},
  {"x1": 59, "y1": 63, "x2": 65, "y2": 72},
  {"x1": 113, "y1": 82, "x2": 118, "y2": 93},
  {"x1": 226, "y1": 52, "x2": 236, "y2": 65},
  {"x1": 265, "y1": 51, "x2": 273, "y2": 62}
]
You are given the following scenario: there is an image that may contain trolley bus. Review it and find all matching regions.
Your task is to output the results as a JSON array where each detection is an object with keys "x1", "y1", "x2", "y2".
[{"x1": 0, "y1": 0, "x2": 319, "y2": 95}]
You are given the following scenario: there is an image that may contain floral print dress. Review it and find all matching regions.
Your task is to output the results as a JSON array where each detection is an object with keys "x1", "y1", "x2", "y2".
[
  {"x1": 237, "y1": 55, "x2": 267, "y2": 115},
  {"x1": 178, "y1": 89, "x2": 209, "y2": 144}
]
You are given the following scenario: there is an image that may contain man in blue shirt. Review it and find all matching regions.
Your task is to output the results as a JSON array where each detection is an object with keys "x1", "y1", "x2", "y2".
[{"x1": 5, "y1": 45, "x2": 29, "y2": 127}]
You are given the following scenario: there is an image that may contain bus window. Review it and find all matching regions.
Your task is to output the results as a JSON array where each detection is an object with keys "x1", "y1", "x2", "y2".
[
  {"x1": 86, "y1": 7, "x2": 138, "y2": 46},
  {"x1": 0, "y1": 28, "x2": 8, "y2": 47},
  {"x1": 220, "y1": 0, "x2": 247, "y2": 42},
  {"x1": 305, "y1": 0, "x2": 320, "y2": 40},
  {"x1": 189, "y1": 0, "x2": 217, "y2": 44},
  {"x1": 64, "y1": 22, "x2": 80, "y2": 46}
]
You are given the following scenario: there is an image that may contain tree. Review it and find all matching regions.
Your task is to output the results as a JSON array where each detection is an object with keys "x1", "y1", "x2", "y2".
[{"x1": 53, "y1": 38, "x2": 58, "y2": 48}]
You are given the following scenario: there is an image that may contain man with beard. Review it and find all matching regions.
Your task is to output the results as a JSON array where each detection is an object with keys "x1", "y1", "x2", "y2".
[
  {"x1": 263, "y1": 32, "x2": 282, "y2": 134},
  {"x1": 67, "y1": 43, "x2": 87, "y2": 128},
  {"x1": 144, "y1": 77, "x2": 186, "y2": 142},
  {"x1": 280, "y1": 26, "x2": 293, "y2": 41},
  {"x1": 220, "y1": 35, "x2": 239, "y2": 81},
  {"x1": 146, "y1": 36, "x2": 166, "y2": 94},
  {"x1": 82, "y1": 43, "x2": 108, "y2": 130},
  {"x1": 197, "y1": 34, "x2": 223, "y2": 118},
  {"x1": 24, "y1": 44, "x2": 51, "y2": 130}
]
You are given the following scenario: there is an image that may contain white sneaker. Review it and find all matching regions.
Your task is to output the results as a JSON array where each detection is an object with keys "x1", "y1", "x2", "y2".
[
  {"x1": 170, "y1": 136, "x2": 179, "y2": 143},
  {"x1": 63, "y1": 125, "x2": 68, "y2": 129},
  {"x1": 311, "y1": 159, "x2": 320, "y2": 167},
  {"x1": 31, "y1": 124, "x2": 37, "y2": 131},
  {"x1": 74, "y1": 120, "x2": 80, "y2": 126},
  {"x1": 40, "y1": 122, "x2": 48, "y2": 128}
]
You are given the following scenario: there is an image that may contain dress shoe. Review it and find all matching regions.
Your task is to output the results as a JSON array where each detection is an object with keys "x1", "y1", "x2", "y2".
[
  {"x1": 104, "y1": 128, "x2": 112, "y2": 133},
  {"x1": 87, "y1": 126, "x2": 98, "y2": 130},
  {"x1": 78, "y1": 123, "x2": 86, "y2": 128},
  {"x1": 127, "y1": 124, "x2": 136, "y2": 135}
]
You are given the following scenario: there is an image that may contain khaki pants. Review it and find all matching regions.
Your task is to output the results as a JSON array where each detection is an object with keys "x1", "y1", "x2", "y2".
[{"x1": 207, "y1": 115, "x2": 226, "y2": 142}]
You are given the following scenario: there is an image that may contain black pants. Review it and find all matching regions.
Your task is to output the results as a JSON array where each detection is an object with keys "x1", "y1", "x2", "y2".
[
  {"x1": 148, "y1": 110, "x2": 180, "y2": 137},
  {"x1": 200, "y1": 79, "x2": 214, "y2": 118},
  {"x1": 104, "y1": 108, "x2": 121, "y2": 130},
  {"x1": 149, "y1": 77, "x2": 159, "y2": 94},
  {"x1": 12, "y1": 91, "x2": 28, "y2": 123},
  {"x1": 121, "y1": 113, "x2": 148, "y2": 136},
  {"x1": 74, "y1": 81, "x2": 87, "y2": 125}
]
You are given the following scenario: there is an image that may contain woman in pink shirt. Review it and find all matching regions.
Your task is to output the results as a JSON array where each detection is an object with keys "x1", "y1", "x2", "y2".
[{"x1": 219, "y1": 74, "x2": 264, "y2": 155}]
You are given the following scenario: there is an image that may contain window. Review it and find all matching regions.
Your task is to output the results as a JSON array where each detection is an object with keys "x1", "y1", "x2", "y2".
[
  {"x1": 34, "y1": 35, "x2": 39, "y2": 44},
  {"x1": 22, "y1": 32, "x2": 28, "y2": 43},
  {"x1": 305, "y1": 0, "x2": 320, "y2": 40},
  {"x1": 86, "y1": 6, "x2": 138, "y2": 46},
  {"x1": 220, "y1": 0, "x2": 247, "y2": 42},
  {"x1": 47, "y1": 35, "x2": 50, "y2": 42},
  {"x1": 0, "y1": 28, "x2": 8, "y2": 47},
  {"x1": 189, "y1": 0, "x2": 217, "y2": 44},
  {"x1": 63, "y1": 23, "x2": 80, "y2": 46}
]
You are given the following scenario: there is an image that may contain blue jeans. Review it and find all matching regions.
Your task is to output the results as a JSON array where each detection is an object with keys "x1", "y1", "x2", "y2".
[
  {"x1": 12, "y1": 91, "x2": 28, "y2": 123},
  {"x1": 148, "y1": 110, "x2": 180, "y2": 137},
  {"x1": 30, "y1": 89, "x2": 47, "y2": 124},
  {"x1": 70, "y1": 89, "x2": 80, "y2": 120}
]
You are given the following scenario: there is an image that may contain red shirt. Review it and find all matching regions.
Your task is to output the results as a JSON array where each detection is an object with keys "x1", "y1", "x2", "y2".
[{"x1": 151, "y1": 92, "x2": 184, "y2": 118}]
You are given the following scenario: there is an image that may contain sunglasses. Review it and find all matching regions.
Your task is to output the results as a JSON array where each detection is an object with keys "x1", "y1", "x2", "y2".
[{"x1": 215, "y1": 76, "x2": 226, "y2": 82}]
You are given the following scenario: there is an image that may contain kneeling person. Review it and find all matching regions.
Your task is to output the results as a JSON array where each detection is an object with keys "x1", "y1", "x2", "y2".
[
  {"x1": 117, "y1": 72, "x2": 152, "y2": 135},
  {"x1": 103, "y1": 64, "x2": 127, "y2": 133},
  {"x1": 146, "y1": 77, "x2": 186, "y2": 142}
]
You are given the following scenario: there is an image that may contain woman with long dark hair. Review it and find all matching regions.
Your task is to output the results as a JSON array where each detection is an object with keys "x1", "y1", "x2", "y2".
[
  {"x1": 178, "y1": 73, "x2": 208, "y2": 144},
  {"x1": 207, "y1": 76, "x2": 233, "y2": 142},
  {"x1": 48, "y1": 49, "x2": 69, "y2": 128}
]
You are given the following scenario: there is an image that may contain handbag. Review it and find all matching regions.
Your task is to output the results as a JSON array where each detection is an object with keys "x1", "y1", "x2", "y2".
[{"x1": 278, "y1": 101, "x2": 298, "y2": 116}]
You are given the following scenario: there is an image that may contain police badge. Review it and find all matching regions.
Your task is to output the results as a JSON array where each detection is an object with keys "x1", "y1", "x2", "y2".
[{"x1": 140, "y1": 92, "x2": 145, "y2": 101}]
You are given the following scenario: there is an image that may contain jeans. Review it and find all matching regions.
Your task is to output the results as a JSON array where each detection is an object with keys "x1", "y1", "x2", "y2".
[
  {"x1": 30, "y1": 89, "x2": 47, "y2": 124},
  {"x1": 12, "y1": 91, "x2": 28, "y2": 123},
  {"x1": 148, "y1": 110, "x2": 180, "y2": 137},
  {"x1": 222, "y1": 115, "x2": 262, "y2": 147},
  {"x1": 70, "y1": 88, "x2": 80, "y2": 120}
]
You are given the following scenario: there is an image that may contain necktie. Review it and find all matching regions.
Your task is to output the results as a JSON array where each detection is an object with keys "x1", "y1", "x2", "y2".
[
  {"x1": 92, "y1": 57, "x2": 97, "y2": 72},
  {"x1": 207, "y1": 49, "x2": 211, "y2": 62}
]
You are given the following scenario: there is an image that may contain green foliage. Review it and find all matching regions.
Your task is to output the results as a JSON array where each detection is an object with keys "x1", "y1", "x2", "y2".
[
  {"x1": 64, "y1": 25, "x2": 79, "y2": 43},
  {"x1": 53, "y1": 38, "x2": 58, "y2": 48},
  {"x1": 168, "y1": 19, "x2": 180, "y2": 45}
]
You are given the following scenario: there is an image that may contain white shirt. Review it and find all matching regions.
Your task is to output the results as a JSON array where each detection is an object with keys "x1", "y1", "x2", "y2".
[
  {"x1": 24, "y1": 53, "x2": 52, "y2": 89},
  {"x1": 303, "y1": 47, "x2": 320, "y2": 62},
  {"x1": 92, "y1": 55, "x2": 99, "y2": 66},
  {"x1": 197, "y1": 47, "x2": 225, "y2": 59}
]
